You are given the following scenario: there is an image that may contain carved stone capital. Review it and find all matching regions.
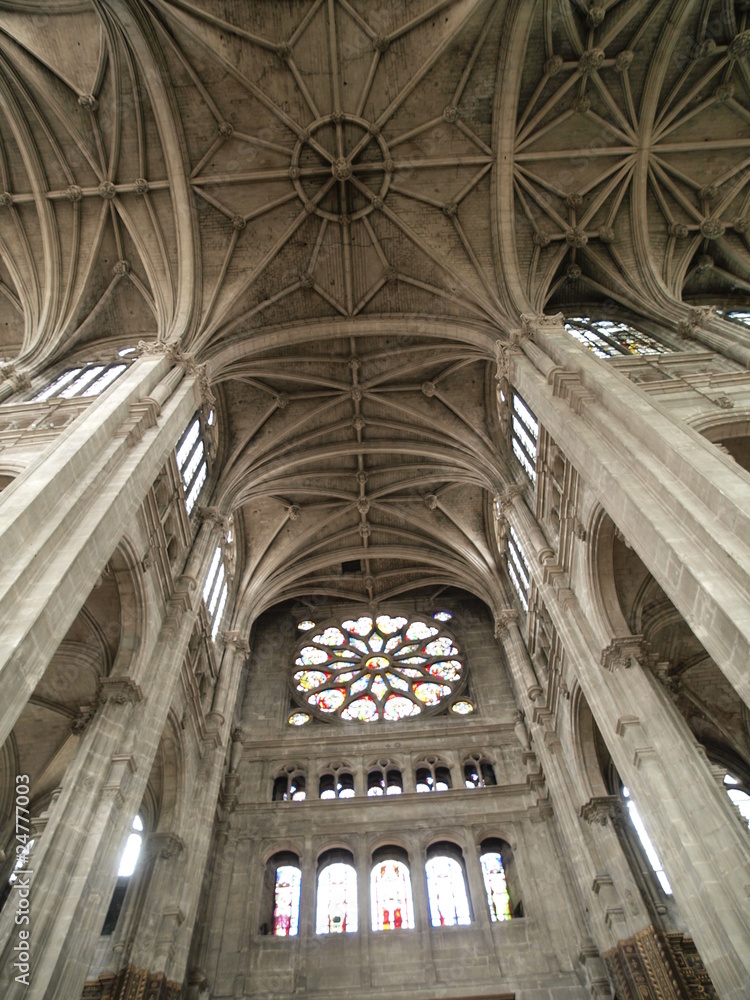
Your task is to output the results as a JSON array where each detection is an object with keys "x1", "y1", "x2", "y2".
[
  {"x1": 580, "y1": 795, "x2": 625, "y2": 827},
  {"x1": 136, "y1": 339, "x2": 171, "y2": 356},
  {"x1": 494, "y1": 607, "x2": 519, "y2": 638},
  {"x1": 520, "y1": 311, "x2": 565, "y2": 341},
  {"x1": 498, "y1": 483, "x2": 524, "y2": 514},
  {"x1": 196, "y1": 505, "x2": 229, "y2": 534},
  {"x1": 600, "y1": 635, "x2": 646, "y2": 672},
  {"x1": 145, "y1": 833, "x2": 185, "y2": 861},
  {"x1": 221, "y1": 630, "x2": 250, "y2": 655},
  {"x1": 0, "y1": 365, "x2": 31, "y2": 393},
  {"x1": 98, "y1": 677, "x2": 143, "y2": 706}
]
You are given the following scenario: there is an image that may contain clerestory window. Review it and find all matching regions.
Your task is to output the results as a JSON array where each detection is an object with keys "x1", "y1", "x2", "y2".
[
  {"x1": 507, "y1": 525, "x2": 531, "y2": 612},
  {"x1": 371, "y1": 850, "x2": 415, "y2": 931},
  {"x1": 564, "y1": 317, "x2": 668, "y2": 358},
  {"x1": 511, "y1": 392, "x2": 538, "y2": 482},
  {"x1": 31, "y1": 360, "x2": 130, "y2": 402},
  {"x1": 316, "y1": 853, "x2": 358, "y2": 934},
  {"x1": 176, "y1": 411, "x2": 214, "y2": 514},
  {"x1": 425, "y1": 846, "x2": 471, "y2": 927}
]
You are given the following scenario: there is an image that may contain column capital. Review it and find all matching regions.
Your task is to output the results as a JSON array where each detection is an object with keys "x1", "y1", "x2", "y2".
[
  {"x1": 494, "y1": 607, "x2": 519, "y2": 638},
  {"x1": 97, "y1": 677, "x2": 143, "y2": 706},
  {"x1": 600, "y1": 635, "x2": 647, "y2": 672},
  {"x1": 221, "y1": 630, "x2": 249, "y2": 655},
  {"x1": 580, "y1": 795, "x2": 627, "y2": 828},
  {"x1": 0, "y1": 364, "x2": 31, "y2": 393},
  {"x1": 519, "y1": 311, "x2": 566, "y2": 340},
  {"x1": 144, "y1": 832, "x2": 186, "y2": 861},
  {"x1": 196, "y1": 505, "x2": 229, "y2": 534}
]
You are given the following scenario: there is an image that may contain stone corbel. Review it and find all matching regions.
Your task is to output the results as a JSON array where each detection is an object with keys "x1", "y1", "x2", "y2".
[
  {"x1": 145, "y1": 832, "x2": 186, "y2": 862},
  {"x1": 600, "y1": 635, "x2": 646, "y2": 672},
  {"x1": 580, "y1": 795, "x2": 625, "y2": 827},
  {"x1": 98, "y1": 677, "x2": 143, "y2": 706},
  {"x1": 520, "y1": 311, "x2": 565, "y2": 341}
]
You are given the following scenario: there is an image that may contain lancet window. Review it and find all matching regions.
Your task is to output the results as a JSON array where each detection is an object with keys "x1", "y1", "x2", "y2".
[
  {"x1": 176, "y1": 411, "x2": 213, "y2": 514},
  {"x1": 316, "y1": 852, "x2": 358, "y2": 934},
  {"x1": 319, "y1": 767, "x2": 355, "y2": 799},
  {"x1": 203, "y1": 540, "x2": 229, "y2": 641},
  {"x1": 479, "y1": 840, "x2": 512, "y2": 922},
  {"x1": 370, "y1": 850, "x2": 415, "y2": 931},
  {"x1": 31, "y1": 359, "x2": 130, "y2": 402},
  {"x1": 270, "y1": 854, "x2": 301, "y2": 937},
  {"x1": 272, "y1": 768, "x2": 306, "y2": 802},
  {"x1": 511, "y1": 393, "x2": 538, "y2": 482},
  {"x1": 622, "y1": 786, "x2": 672, "y2": 895},
  {"x1": 564, "y1": 316, "x2": 668, "y2": 358},
  {"x1": 507, "y1": 525, "x2": 531, "y2": 612},
  {"x1": 425, "y1": 845, "x2": 471, "y2": 927},
  {"x1": 102, "y1": 814, "x2": 144, "y2": 935}
]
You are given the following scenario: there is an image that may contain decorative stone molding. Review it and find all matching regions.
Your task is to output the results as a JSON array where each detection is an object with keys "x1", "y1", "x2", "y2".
[
  {"x1": 677, "y1": 305, "x2": 717, "y2": 337},
  {"x1": 494, "y1": 607, "x2": 519, "y2": 638},
  {"x1": 0, "y1": 365, "x2": 31, "y2": 393},
  {"x1": 97, "y1": 678, "x2": 143, "y2": 706},
  {"x1": 580, "y1": 795, "x2": 625, "y2": 827},
  {"x1": 221, "y1": 631, "x2": 250, "y2": 656},
  {"x1": 196, "y1": 505, "x2": 229, "y2": 534},
  {"x1": 513, "y1": 710, "x2": 532, "y2": 751},
  {"x1": 229, "y1": 727, "x2": 244, "y2": 772},
  {"x1": 604, "y1": 926, "x2": 717, "y2": 999},
  {"x1": 145, "y1": 833, "x2": 185, "y2": 861},
  {"x1": 72, "y1": 703, "x2": 97, "y2": 734},
  {"x1": 600, "y1": 635, "x2": 646, "y2": 672}
]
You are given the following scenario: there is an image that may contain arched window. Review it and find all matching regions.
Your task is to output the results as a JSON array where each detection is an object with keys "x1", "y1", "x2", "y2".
[
  {"x1": 102, "y1": 815, "x2": 143, "y2": 935},
  {"x1": 622, "y1": 787, "x2": 672, "y2": 895},
  {"x1": 319, "y1": 768, "x2": 355, "y2": 799},
  {"x1": 30, "y1": 359, "x2": 130, "y2": 402},
  {"x1": 272, "y1": 768, "x2": 306, "y2": 802},
  {"x1": 425, "y1": 845, "x2": 471, "y2": 926},
  {"x1": 723, "y1": 773, "x2": 750, "y2": 826},
  {"x1": 506, "y1": 524, "x2": 531, "y2": 612},
  {"x1": 367, "y1": 762, "x2": 403, "y2": 796},
  {"x1": 564, "y1": 316, "x2": 668, "y2": 358},
  {"x1": 511, "y1": 392, "x2": 538, "y2": 482},
  {"x1": 416, "y1": 761, "x2": 451, "y2": 793},
  {"x1": 316, "y1": 851, "x2": 357, "y2": 934},
  {"x1": 176, "y1": 411, "x2": 214, "y2": 514},
  {"x1": 479, "y1": 839, "x2": 513, "y2": 922},
  {"x1": 464, "y1": 755, "x2": 496, "y2": 789},
  {"x1": 370, "y1": 849, "x2": 415, "y2": 931},
  {"x1": 203, "y1": 539, "x2": 231, "y2": 641},
  {"x1": 269, "y1": 854, "x2": 301, "y2": 937}
]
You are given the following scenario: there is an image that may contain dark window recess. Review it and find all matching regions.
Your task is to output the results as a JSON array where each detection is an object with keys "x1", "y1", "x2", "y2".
[
  {"x1": 101, "y1": 877, "x2": 129, "y2": 935},
  {"x1": 341, "y1": 560, "x2": 361, "y2": 574}
]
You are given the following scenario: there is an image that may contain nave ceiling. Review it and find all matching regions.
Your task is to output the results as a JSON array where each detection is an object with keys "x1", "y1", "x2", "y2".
[{"x1": 0, "y1": 0, "x2": 749, "y2": 610}]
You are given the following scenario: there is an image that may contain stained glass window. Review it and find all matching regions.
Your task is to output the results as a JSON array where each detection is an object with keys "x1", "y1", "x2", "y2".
[
  {"x1": 723, "y1": 310, "x2": 750, "y2": 328},
  {"x1": 291, "y1": 614, "x2": 464, "y2": 722},
  {"x1": 564, "y1": 317, "x2": 667, "y2": 358},
  {"x1": 622, "y1": 786, "x2": 672, "y2": 894},
  {"x1": 316, "y1": 861, "x2": 358, "y2": 934},
  {"x1": 511, "y1": 393, "x2": 538, "y2": 482},
  {"x1": 480, "y1": 852, "x2": 512, "y2": 922},
  {"x1": 273, "y1": 864, "x2": 301, "y2": 936},
  {"x1": 425, "y1": 854, "x2": 471, "y2": 927},
  {"x1": 371, "y1": 859, "x2": 415, "y2": 931},
  {"x1": 507, "y1": 525, "x2": 531, "y2": 612},
  {"x1": 31, "y1": 361, "x2": 129, "y2": 402}
]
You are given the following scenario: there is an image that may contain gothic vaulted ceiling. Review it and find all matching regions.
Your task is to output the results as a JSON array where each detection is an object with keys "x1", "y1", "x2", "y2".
[{"x1": 0, "y1": 0, "x2": 749, "y2": 613}]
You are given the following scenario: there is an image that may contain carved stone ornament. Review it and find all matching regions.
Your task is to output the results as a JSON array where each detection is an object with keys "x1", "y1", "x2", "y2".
[
  {"x1": 544, "y1": 54, "x2": 563, "y2": 76},
  {"x1": 494, "y1": 607, "x2": 519, "y2": 638},
  {"x1": 497, "y1": 482, "x2": 524, "y2": 514},
  {"x1": 0, "y1": 365, "x2": 31, "y2": 393},
  {"x1": 145, "y1": 833, "x2": 185, "y2": 861},
  {"x1": 133, "y1": 177, "x2": 149, "y2": 194},
  {"x1": 0, "y1": 191, "x2": 12, "y2": 207},
  {"x1": 520, "y1": 311, "x2": 565, "y2": 341},
  {"x1": 729, "y1": 30, "x2": 750, "y2": 60},
  {"x1": 580, "y1": 795, "x2": 625, "y2": 827},
  {"x1": 197, "y1": 505, "x2": 229, "y2": 532},
  {"x1": 600, "y1": 636, "x2": 646, "y2": 672},
  {"x1": 615, "y1": 50, "x2": 634, "y2": 72},
  {"x1": 677, "y1": 305, "x2": 716, "y2": 336},
  {"x1": 579, "y1": 48, "x2": 605, "y2": 74},
  {"x1": 565, "y1": 227, "x2": 588, "y2": 247},
  {"x1": 287, "y1": 504, "x2": 301, "y2": 520},
  {"x1": 513, "y1": 710, "x2": 532, "y2": 751},
  {"x1": 78, "y1": 93, "x2": 98, "y2": 111},
  {"x1": 220, "y1": 631, "x2": 250, "y2": 655},
  {"x1": 700, "y1": 217, "x2": 725, "y2": 240},
  {"x1": 72, "y1": 704, "x2": 97, "y2": 734},
  {"x1": 98, "y1": 677, "x2": 143, "y2": 706}
]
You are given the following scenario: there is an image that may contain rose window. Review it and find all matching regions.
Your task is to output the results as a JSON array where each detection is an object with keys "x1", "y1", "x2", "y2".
[{"x1": 292, "y1": 614, "x2": 464, "y2": 722}]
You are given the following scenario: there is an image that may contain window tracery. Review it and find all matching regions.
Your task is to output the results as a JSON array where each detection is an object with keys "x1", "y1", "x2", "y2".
[
  {"x1": 463, "y1": 755, "x2": 497, "y2": 789},
  {"x1": 564, "y1": 317, "x2": 668, "y2": 358},
  {"x1": 291, "y1": 613, "x2": 464, "y2": 723},
  {"x1": 176, "y1": 411, "x2": 214, "y2": 514},
  {"x1": 272, "y1": 767, "x2": 306, "y2": 802},
  {"x1": 507, "y1": 525, "x2": 531, "y2": 612},
  {"x1": 367, "y1": 762, "x2": 403, "y2": 796},
  {"x1": 416, "y1": 760, "x2": 452, "y2": 793}
]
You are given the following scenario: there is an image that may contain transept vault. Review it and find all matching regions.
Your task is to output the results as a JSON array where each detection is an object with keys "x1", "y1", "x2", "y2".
[{"x1": 0, "y1": 2, "x2": 749, "y2": 1000}]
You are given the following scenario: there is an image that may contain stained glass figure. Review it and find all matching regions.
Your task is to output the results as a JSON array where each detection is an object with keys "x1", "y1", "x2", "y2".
[
  {"x1": 371, "y1": 860, "x2": 415, "y2": 931},
  {"x1": 480, "y1": 852, "x2": 512, "y2": 921},
  {"x1": 316, "y1": 862, "x2": 358, "y2": 934},
  {"x1": 273, "y1": 865, "x2": 301, "y2": 936},
  {"x1": 291, "y1": 613, "x2": 465, "y2": 721},
  {"x1": 425, "y1": 855, "x2": 471, "y2": 926}
]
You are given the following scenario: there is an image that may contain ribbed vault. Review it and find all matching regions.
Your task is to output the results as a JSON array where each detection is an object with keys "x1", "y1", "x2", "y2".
[{"x1": 0, "y1": 0, "x2": 749, "y2": 617}]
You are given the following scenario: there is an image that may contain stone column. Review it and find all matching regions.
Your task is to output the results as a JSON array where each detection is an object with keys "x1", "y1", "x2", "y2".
[
  {"x1": 0, "y1": 349, "x2": 202, "y2": 748},
  {"x1": 0, "y1": 513, "x2": 225, "y2": 1000},
  {"x1": 506, "y1": 494, "x2": 750, "y2": 1000},
  {"x1": 512, "y1": 315, "x2": 750, "y2": 710}
]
